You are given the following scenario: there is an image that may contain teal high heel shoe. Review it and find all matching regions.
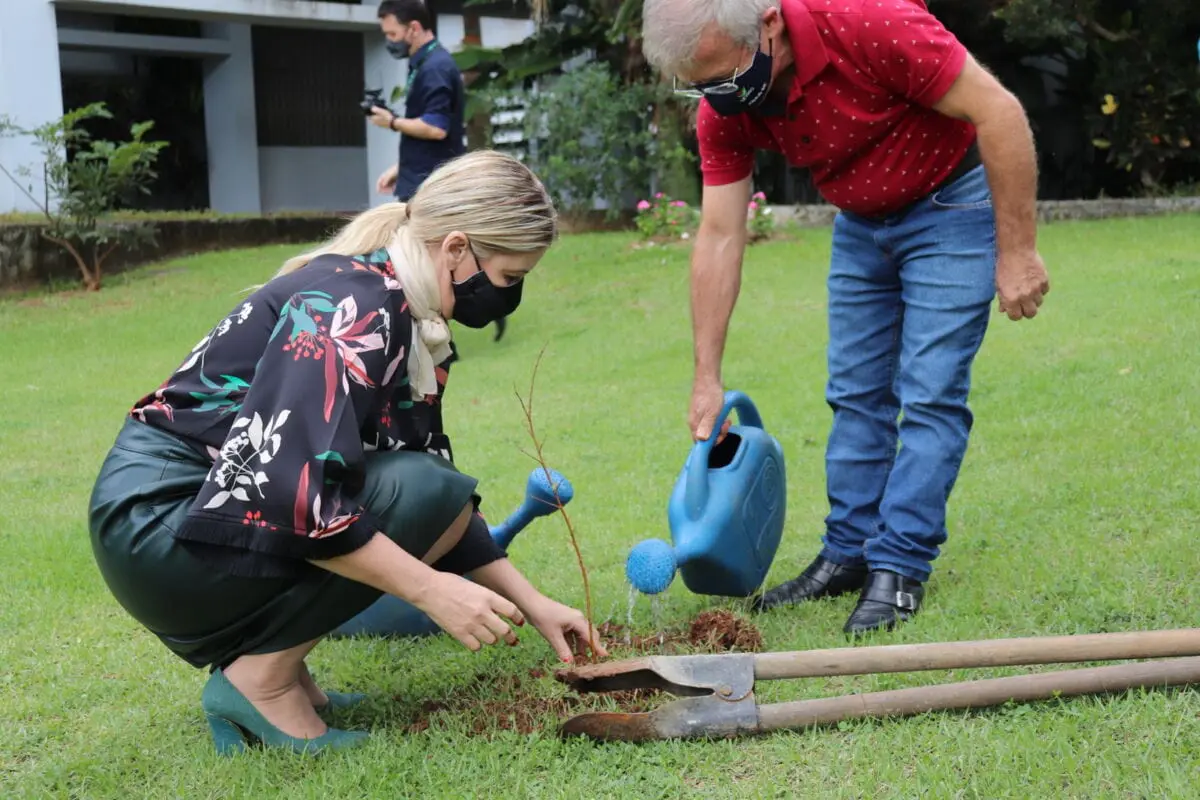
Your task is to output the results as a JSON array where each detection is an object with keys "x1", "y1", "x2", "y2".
[
  {"x1": 201, "y1": 669, "x2": 370, "y2": 756},
  {"x1": 315, "y1": 691, "x2": 368, "y2": 715}
]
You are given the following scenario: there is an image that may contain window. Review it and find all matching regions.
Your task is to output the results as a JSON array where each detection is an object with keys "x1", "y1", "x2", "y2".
[{"x1": 252, "y1": 26, "x2": 366, "y2": 147}]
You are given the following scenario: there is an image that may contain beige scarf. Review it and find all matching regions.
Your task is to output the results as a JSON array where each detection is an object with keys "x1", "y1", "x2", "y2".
[{"x1": 385, "y1": 225, "x2": 452, "y2": 400}]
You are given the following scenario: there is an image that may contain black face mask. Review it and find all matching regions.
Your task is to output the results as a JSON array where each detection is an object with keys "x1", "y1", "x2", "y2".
[
  {"x1": 386, "y1": 39, "x2": 411, "y2": 59},
  {"x1": 703, "y1": 43, "x2": 775, "y2": 117},
  {"x1": 452, "y1": 270, "x2": 523, "y2": 328}
]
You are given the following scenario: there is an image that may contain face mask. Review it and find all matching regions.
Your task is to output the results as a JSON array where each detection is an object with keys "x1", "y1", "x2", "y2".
[
  {"x1": 452, "y1": 269, "x2": 523, "y2": 328},
  {"x1": 703, "y1": 45, "x2": 774, "y2": 117},
  {"x1": 386, "y1": 39, "x2": 411, "y2": 59}
]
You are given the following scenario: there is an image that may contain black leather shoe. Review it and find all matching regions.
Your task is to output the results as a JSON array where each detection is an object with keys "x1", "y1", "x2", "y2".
[
  {"x1": 843, "y1": 570, "x2": 924, "y2": 636},
  {"x1": 752, "y1": 556, "x2": 868, "y2": 612}
]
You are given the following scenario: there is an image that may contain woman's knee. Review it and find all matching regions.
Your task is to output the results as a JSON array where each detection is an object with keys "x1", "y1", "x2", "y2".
[{"x1": 422, "y1": 502, "x2": 474, "y2": 565}]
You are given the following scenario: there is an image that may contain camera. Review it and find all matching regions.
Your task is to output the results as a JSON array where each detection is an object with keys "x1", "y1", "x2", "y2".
[{"x1": 360, "y1": 88, "x2": 386, "y2": 117}]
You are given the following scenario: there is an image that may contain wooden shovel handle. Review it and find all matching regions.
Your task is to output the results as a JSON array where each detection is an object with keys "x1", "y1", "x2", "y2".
[
  {"x1": 757, "y1": 655, "x2": 1200, "y2": 733},
  {"x1": 753, "y1": 629, "x2": 1200, "y2": 680}
]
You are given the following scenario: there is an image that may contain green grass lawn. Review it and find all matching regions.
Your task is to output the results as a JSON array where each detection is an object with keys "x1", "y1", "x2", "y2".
[{"x1": 2, "y1": 215, "x2": 1198, "y2": 798}]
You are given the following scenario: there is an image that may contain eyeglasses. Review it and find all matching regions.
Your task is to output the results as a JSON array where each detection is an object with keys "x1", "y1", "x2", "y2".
[
  {"x1": 672, "y1": 34, "x2": 772, "y2": 100},
  {"x1": 672, "y1": 69, "x2": 747, "y2": 100}
]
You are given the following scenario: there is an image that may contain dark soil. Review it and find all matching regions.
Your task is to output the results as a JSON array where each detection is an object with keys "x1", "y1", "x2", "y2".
[
  {"x1": 401, "y1": 608, "x2": 763, "y2": 736},
  {"x1": 687, "y1": 609, "x2": 765, "y2": 652}
]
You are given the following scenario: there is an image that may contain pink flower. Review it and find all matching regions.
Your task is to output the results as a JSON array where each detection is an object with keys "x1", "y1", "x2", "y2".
[
  {"x1": 637, "y1": 200, "x2": 651, "y2": 211},
  {"x1": 748, "y1": 201, "x2": 759, "y2": 211},
  {"x1": 753, "y1": 191, "x2": 767, "y2": 201},
  {"x1": 655, "y1": 192, "x2": 664, "y2": 199},
  {"x1": 672, "y1": 200, "x2": 687, "y2": 207}
]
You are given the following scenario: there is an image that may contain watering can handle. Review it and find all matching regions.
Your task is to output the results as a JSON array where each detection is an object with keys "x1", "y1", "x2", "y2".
[{"x1": 683, "y1": 391, "x2": 765, "y2": 520}]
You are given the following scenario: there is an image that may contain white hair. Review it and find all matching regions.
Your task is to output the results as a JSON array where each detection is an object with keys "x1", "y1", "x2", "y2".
[{"x1": 641, "y1": 0, "x2": 780, "y2": 75}]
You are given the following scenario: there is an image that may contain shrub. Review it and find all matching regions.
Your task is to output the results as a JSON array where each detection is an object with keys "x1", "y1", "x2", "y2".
[
  {"x1": 634, "y1": 193, "x2": 698, "y2": 240},
  {"x1": 522, "y1": 62, "x2": 695, "y2": 219},
  {"x1": 0, "y1": 102, "x2": 168, "y2": 291},
  {"x1": 746, "y1": 191, "x2": 775, "y2": 243},
  {"x1": 634, "y1": 190, "x2": 777, "y2": 243}
]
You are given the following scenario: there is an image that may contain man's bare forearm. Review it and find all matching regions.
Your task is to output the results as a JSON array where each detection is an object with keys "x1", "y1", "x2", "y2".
[
  {"x1": 974, "y1": 96, "x2": 1038, "y2": 255},
  {"x1": 692, "y1": 225, "x2": 745, "y2": 384},
  {"x1": 394, "y1": 117, "x2": 447, "y2": 141}
]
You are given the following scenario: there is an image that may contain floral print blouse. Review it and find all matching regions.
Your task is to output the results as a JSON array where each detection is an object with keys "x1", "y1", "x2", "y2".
[{"x1": 129, "y1": 249, "x2": 502, "y2": 577}]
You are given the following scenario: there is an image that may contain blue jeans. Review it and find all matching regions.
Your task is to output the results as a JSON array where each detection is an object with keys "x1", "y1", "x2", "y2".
[{"x1": 819, "y1": 165, "x2": 996, "y2": 582}]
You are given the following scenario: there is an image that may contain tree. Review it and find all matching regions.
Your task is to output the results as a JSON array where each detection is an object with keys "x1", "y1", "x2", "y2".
[
  {"x1": 461, "y1": 0, "x2": 1200, "y2": 202},
  {"x1": 994, "y1": 0, "x2": 1200, "y2": 194},
  {"x1": 454, "y1": 0, "x2": 700, "y2": 210},
  {"x1": 0, "y1": 102, "x2": 168, "y2": 291},
  {"x1": 519, "y1": 62, "x2": 692, "y2": 218}
]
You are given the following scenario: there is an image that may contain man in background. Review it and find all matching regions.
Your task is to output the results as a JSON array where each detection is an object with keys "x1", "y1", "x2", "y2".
[
  {"x1": 370, "y1": 0, "x2": 508, "y2": 341},
  {"x1": 371, "y1": 0, "x2": 464, "y2": 201}
]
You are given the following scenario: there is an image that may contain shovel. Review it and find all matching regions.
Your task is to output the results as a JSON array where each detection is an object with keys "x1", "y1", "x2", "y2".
[{"x1": 555, "y1": 628, "x2": 1200, "y2": 742}]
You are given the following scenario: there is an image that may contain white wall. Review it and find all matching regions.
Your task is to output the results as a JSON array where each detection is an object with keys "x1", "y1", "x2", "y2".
[
  {"x1": 480, "y1": 17, "x2": 535, "y2": 48},
  {"x1": 258, "y1": 146, "x2": 367, "y2": 212},
  {"x1": 202, "y1": 23, "x2": 262, "y2": 213},
  {"x1": 436, "y1": 15, "x2": 466, "y2": 51},
  {"x1": 57, "y1": 11, "x2": 130, "y2": 77},
  {"x1": 0, "y1": 0, "x2": 65, "y2": 213},
  {"x1": 362, "y1": 0, "x2": 402, "y2": 208},
  {"x1": 434, "y1": 14, "x2": 535, "y2": 50}
]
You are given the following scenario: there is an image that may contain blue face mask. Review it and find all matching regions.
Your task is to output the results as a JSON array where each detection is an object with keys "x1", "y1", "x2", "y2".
[
  {"x1": 707, "y1": 50, "x2": 773, "y2": 115},
  {"x1": 386, "y1": 39, "x2": 411, "y2": 60},
  {"x1": 685, "y1": 39, "x2": 777, "y2": 117}
]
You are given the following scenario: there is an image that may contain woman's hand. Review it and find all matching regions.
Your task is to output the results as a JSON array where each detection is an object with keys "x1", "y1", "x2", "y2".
[
  {"x1": 523, "y1": 596, "x2": 609, "y2": 664},
  {"x1": 375, "y1": 163, "x2": 398, "y2": 195},
  {"x1": 412, "y1": 572, "x2": 526, "y2": 652}
]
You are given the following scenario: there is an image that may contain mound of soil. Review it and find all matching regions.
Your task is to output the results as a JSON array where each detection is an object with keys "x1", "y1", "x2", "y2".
[
  {"x1": 687, "y1": 609, "x2": 764, "y2": 652},
  {"x1": 402, "y1": 608, "x2": 763, "y2": 736}
]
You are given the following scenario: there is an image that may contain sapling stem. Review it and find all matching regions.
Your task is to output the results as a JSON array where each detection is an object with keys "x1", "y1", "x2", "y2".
[{"x1": 515, "y1": 344, "x2": 599, "y2": 657}]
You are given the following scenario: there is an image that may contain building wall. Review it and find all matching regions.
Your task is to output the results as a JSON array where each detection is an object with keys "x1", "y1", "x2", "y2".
[
  {"x1": 259, "y1": 146, "x2": 367, "y2": 212},
  {"x1": 203, "y1": 23, "x2": 262, "y2": 214},
  {"x1": 262, "y1": 9, "x2": 535, "y2": 213},
  {"x1": 0, "y1": 0, "x2": 65, "y2": 214},
  {"x1": 0, "y1": 0, "x2": 536, "y2": 215}
]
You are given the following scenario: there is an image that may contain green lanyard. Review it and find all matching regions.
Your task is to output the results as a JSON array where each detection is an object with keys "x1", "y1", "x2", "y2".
[{"x1": 404, "y1": 39, "x2": 439, "y2": 93}]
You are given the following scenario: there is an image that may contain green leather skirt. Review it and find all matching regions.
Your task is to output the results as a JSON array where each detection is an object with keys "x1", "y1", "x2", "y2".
[{"x1": 88, "y1": 419, "x2": 477, "y2": 670}]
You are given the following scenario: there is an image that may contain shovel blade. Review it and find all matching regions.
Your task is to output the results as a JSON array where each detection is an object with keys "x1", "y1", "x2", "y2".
[
  {"x1": 560, "y1": 711, "x2": 662, "y2": 742},
  {"x1": 560, "y1": 693, "x2": 762, "y2": 742}
]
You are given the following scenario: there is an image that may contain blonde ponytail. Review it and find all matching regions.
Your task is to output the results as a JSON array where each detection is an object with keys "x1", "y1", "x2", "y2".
[{"x1": 275, "y1": 201, "x2": 412, "y2": 278}]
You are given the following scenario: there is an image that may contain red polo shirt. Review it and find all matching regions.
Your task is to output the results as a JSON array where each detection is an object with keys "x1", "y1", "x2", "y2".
[{"x1": 697, "y1": 0, "x2": 976, "y2": 217}]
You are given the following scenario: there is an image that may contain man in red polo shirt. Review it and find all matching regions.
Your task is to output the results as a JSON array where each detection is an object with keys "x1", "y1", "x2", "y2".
[{"x1": 641, "y1": 0, "x2": 1050, "y2": 635}]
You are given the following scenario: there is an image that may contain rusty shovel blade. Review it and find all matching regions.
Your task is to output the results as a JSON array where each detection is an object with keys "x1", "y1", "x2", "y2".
[
  {"x1": 559, "y1": 712, "x2": 661, "y2": 742},
  {"x1": 556, "y1": 654, "x2": 761, "y2": 741},
  {"x1": 556, "y1": 653, "x2": 756, "y2": 698},
  {"x1": 560, "y1": 694, "x2": 763, "y2": 742}
]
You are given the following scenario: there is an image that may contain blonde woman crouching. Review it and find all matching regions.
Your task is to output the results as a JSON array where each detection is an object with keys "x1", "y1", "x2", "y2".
[{"x1": 87, "y1": 150, "x2": 607, "y2": 755}]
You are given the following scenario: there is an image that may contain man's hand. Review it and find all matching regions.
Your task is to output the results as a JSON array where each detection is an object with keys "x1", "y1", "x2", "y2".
[
  {"x1": 369, "y1": 106, "x2": 395, "y2": 130},
  {"x1": 933, "y1": 56, "x2": 1048, "y2": 323},
  {"x1": 690, "y1": 377, "x2": 730, "y2": 443},
  {"x1": 375, "y1": 163, "x2": 398, "y2": 195},
  {"x1": 996, "y1": 249, "x2": 1050, "y2": 321}
]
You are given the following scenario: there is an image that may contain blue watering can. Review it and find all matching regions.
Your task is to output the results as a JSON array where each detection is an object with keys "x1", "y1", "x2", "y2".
[
  {"x1": 331, "y1": 466, "x2": 573, "y2": 638},
  {"x1": 626, "y1": 390, "x2": 786, "y2": 597}
]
